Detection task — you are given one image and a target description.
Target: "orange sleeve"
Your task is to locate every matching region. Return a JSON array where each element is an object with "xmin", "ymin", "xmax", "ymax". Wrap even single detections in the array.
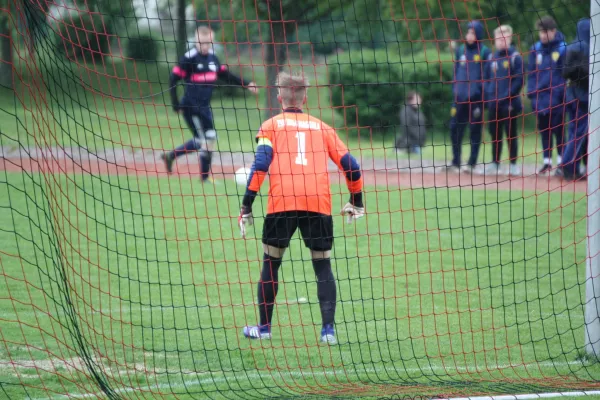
[
  {"xmin": 325, "ymin": 127, "xmax": 348, "ymax": 166},
  {"xmin": 256, "ymin": 119, "xmax": 274, "ymax": 142},
  {"xmin": 325, "ymin": 128, "xmax": 363, "ymax": 193}
]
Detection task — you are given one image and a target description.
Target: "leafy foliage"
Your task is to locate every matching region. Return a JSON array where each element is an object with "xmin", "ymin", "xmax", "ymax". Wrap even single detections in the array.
[
  {"xmin": 127, "ymin": 33, "xmax": 159, "ymax": 62},
  {"xmin": 54, "ymin": 13, "xmax": 113, "ymax": 62},
  {"xmin": 329, "ymin": 47, "xmax": 453, "ymax": 133}
]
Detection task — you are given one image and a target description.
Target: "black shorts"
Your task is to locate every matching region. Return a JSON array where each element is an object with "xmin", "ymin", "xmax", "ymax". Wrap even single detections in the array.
[{"xmin": 262, "ymin": 211, "xmax": 334, "ymax": 251}]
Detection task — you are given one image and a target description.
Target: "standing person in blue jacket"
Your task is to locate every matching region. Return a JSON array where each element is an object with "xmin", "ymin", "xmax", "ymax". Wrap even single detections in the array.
[
  {"xmin": 527, "ymin": 16, "xmax": 567, "ymax": 174},
  {"xmin": 557, "ymin": 18, "xmax": 590, "ymax": 180},
  {"xmin": 483, "ymin": 25, "xmax": 524, "ymax": 176},
  {"xmin": 449, "ymin": 21, "xmax": 491, "ymax": 174},
  {"xmin": 161, "ymin": 26, "xmax": 258, "ymax": 182}
]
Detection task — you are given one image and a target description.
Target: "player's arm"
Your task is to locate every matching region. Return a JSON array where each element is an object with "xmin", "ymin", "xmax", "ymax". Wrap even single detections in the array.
[
  {"xmin": 238, "ymin": 133, "xmax": 273, "ymax": 238},
  {"xmin": 217, "ymin": 64, "xmax": 258, "ymax": 94},
  {"xmin": 510, "ymin": 53, "xmax": 524, "ymax": 98},
  {"xmin": 326, "ymin": 129, "xmax": 365, "ymax": 223},
  {"xmin": 526, "ymin": 47, "xmax": 537, "ymax": 99},
  {"xmin": 170, "ymin": 55, "xmax": 189, "ymax": 112}
]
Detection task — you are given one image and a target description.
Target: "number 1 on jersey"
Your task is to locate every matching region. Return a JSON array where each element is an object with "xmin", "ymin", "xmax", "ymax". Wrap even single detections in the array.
[{"xmin": 295, "ymin": 131, "xmax": 308, "ymax": 166}]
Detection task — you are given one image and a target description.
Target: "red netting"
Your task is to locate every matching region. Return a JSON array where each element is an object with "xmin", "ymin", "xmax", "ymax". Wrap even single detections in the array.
[{"xmin": 0, "ymin": 0, "xmax": 599, "ymax": 399}]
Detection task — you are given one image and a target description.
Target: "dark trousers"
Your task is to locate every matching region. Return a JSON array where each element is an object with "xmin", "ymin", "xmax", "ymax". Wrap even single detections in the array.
[
  {"xmin": 537, "ymin": 107, "xmax": 565, "ymax": 161},
  {"xmin": 561, "ymin": 100, "xmax": 588, "ymax": 177},
  {"xmin": 450, "ymin": 102, "xmax": 483, "ymax": 166},
  {"xmin": 488, "ymin": 106, "xmax": 520, "ymax": 164}
]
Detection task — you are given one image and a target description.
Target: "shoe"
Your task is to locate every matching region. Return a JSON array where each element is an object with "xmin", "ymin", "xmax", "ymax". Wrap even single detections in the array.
[
  {"xmin": 482, "ymin": 163, "xmax": 500, "ymax": 176},
  {"xmin": 538, "ymin": 164, "xmax": 552, "ymax": 174},
  {"xmin": 202, "ymin": 176, "xmax": 217, "ymax": 184},
  {"xmin": 320, "ymin": 324, "xmax": 337, "ymax": 345},
  {"xmin": 554, "ymin": 167, "xmax": 564, "ymax": 178},
  {"xmin": 446, "ymin": 165, "xmax": 461, "ymax": 173},
  {"xmin": 508, "ymin": 164, "xmax": 521, "ymax": 176},
  {"xmin": 161, "ymin": 152, "xmax": 174, "ymax": 174},
  {"xmin": 243, "ymin": 325, "xmax": 271, "ymax": 340},
  {"xmin": 461, "ymin": 165, "xmax": 475, "ymax": 174}
]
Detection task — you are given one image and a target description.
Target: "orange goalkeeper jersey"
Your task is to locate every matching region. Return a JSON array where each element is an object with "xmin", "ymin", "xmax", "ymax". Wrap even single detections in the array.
[{"xmin": 250, "ymin": 109, "xmax": 361, "ymax": 215}]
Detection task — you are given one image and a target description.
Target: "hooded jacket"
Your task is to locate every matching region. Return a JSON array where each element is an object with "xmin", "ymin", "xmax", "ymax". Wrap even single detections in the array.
[
  {"xmin": 527, "ymin": 30, "xmax": 567, "ymax": 113},
  {"xmin": 564, "ymin": 18, "xmax": 590, "ymax": 104},
  {"xmin": 453, "ymin": 21, "xmax": 491, "ymax": 103},
  {"xmin": 485, "ymin": 45, "xmax": 524, "ymax": 110}
]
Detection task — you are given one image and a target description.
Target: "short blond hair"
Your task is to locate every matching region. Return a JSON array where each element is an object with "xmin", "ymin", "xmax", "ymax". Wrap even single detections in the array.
[
  {"xmin": 276, "ymin": 71, "xmax": 309, "ymax": 107},
  {"xmin": 196, "ymin": 26, "xmax": 214, "ymax": 41},
  {"xmin": 494, "ymin": 25, "xmax": 513, "ymax": 38}
]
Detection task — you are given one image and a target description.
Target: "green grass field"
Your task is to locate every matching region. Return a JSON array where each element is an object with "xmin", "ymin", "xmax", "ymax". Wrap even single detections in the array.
[{"xmin": 1, "ymin": 169, "xmax": 598, "ymax": 399}]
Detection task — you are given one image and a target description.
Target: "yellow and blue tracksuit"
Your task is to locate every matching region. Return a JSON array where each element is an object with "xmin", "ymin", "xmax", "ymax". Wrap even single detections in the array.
[
  {"xmin": 527, "ymin": 31, "xmax": 567, "ymax": 163},
  {"xmin": 450, "ymin": 21, "xmax": 491, "ymax": 167}
]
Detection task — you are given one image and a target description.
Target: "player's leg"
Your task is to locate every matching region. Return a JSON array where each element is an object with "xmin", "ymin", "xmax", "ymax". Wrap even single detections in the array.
[
  {"xmin": 243, "ymin": 212, "xmax": 297, "ymax": 340},
  {"xmin": 466, "ymin": 102, "xmax": 483, "ymax": 172},
  {"xmin": 551, "ymin": 105, "xmax": 566, "ymax": 167},
  {"xmin": 562, "ymin": 101, "xmax": 589, "ymax": 179},
  {"xmin": 161, "ymin": 108, "xmax": 204, "ymax": 173},
  {"xmin": 298, "ymin": 212, "xmax": 337, "ymax": 345},
  {"xmin": 507, "ymin": 107, "xmax": 520, "ymax": 176},
  {"xmin": 449, "ymin": 103, "xmax": 468, "ymax": 170},
  {"xmin": 487, "ymin": 106, "xmax": 502, "ymax": 174},
  {"xmin": 559, "ymin": 102, "xmax": 578, "ymax": 178},
  {"xmin": 537, "ymin": 112, "xmax": 552, "ymax": 173},
  {"xmin": 198, "ymin": 108, "xmax": 217, "ymax": 182}
]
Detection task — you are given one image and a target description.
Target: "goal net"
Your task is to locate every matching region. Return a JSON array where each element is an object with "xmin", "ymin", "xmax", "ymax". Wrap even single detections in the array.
[{"xmin": 0, "ymin": 0, "xmax": 599, "ymax": 398}]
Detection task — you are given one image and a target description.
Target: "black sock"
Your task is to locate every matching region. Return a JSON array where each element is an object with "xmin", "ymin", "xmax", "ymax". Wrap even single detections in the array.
[
  {"xmin": 200, "ymin": 151, "xmax": 212, "ymax": 180},
  {"xmin": 312, "ymin": 258, "xmax": 336, "ymax": 327},
  {"xmin": 257, "ymin": 254, "xmax": 282, "ymax": 327}
]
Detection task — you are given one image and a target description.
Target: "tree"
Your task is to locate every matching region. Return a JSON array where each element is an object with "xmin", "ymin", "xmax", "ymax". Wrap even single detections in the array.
[
  {"xmin": 251, "ymin": 0, "xmax": 353, "ymax": 116},
  {"xmin": 0, "ymin": 0, "xmax": 13, "ymax": 89},
  {"xmin": 176, "ymin": 0, "xmax": 186, "ymax": 57}
]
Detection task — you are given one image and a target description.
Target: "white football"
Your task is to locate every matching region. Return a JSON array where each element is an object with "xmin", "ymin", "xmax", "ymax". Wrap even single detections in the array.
[{"xmin": 234, "ymin": 167, "xmax": 252, "ymax": 186}]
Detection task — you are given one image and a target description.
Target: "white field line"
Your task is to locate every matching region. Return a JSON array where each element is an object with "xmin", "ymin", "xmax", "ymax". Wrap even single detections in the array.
[
  {"xmin": 25, "ymin": 360, "xmax": 589, "ymax": 400},
  {"xmin": 442, "ymin": 392, "xmax": 600, "ymax": 400}
]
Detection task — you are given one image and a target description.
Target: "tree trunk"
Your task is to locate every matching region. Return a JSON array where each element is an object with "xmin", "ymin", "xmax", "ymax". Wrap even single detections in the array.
[
  {"xmin": 265, "ymin": 21, "xmax": 291, "ymax": 117},
  {"xmin": 0, "ymin": 14, "xmax": 13, "ymax": 90},
  {"xmin": 176, "ymin": 0, "xmax": 187, "ymax": 56}
]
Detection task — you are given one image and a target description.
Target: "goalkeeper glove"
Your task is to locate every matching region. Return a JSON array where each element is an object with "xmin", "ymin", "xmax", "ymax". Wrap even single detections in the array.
[
  {"xmin": 238, "ymin": 206, "xmax": 254, "ymax": 238},
  {"xmin": 341, "ymin": 192, "xmax": 365, "ymax": 224}
]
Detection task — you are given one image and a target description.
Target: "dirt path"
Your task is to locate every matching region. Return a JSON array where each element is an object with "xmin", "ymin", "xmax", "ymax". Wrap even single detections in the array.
[{"xmin": 0, "ymin": 146, "xmax": 587, "ymax": 193}]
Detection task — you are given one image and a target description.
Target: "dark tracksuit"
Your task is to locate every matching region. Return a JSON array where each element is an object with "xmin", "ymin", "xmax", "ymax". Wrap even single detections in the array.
[
  {"xmin": 561, "ymin": 18, "xmax": 590, "ymax": 178},
  {"xmin": 485, "ymin": 46, "xmax": 524, "ymax": 164},
  {"xmin": 527, "ymin": 32, "xmax": 567, "ymax": 163},
  {"xmin": 450, "ymin": 21, "xmax": 491, "ymax": 167},
  {"xmin": 169, "ymin": 48, "xmax": 249, "ymax": 179}
]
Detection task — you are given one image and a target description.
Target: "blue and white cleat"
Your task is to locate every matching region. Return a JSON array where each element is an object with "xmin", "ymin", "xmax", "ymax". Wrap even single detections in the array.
[
  {"xmin": 243, "ymin": 325, "xmax": 271, "ymax": 340},
  {"xmin": 320, "ymin": 324, "xmax": 337, "ymax": 345}
]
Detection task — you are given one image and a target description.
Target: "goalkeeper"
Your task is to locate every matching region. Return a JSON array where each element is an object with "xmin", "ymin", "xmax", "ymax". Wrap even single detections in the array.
[
  {"xmin": 237, "ymin": 71, "xmax": 365, "ymax": 345},
  {"xmin": 161, "ymin": 26, "xmax": 257, "ymax": 182}
]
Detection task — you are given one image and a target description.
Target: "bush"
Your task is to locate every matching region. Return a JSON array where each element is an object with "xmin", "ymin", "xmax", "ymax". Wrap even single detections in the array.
[
  {"xmin": 127, "ymin": 33, "xmax": 159, "ymax": 62},
  {"xmin": 329, "ymin": 48, "xmax": 453, "ymax": 134},
  {"xmin": 55, "ymin": 13, "xmax": 112, "ymax": 62}
]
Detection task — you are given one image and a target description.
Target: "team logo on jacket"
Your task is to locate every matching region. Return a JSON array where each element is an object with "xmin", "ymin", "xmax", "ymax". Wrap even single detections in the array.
[
  {"xmin": 208, "ymin": 62, "xmax": 218, "ymax": 72},
  {"xmin": 460, "ymin": 55, "xmax": 466, "ymax": 65},
  {"xmin": 474, "ymin": 54, "xmax": 481, "ymax": 62},
  {"xmin": 536, "ymin": 53, "xmax": 543, "ymax": 65},
  {"xmin": 503, "ymin": 60, "xmax": 510, "ymax": 69},
  {"xmin": 473, "ymin": 107, "xmax": 481, "ymax": 120},
  {"xmin": 197, "ymin": 63, "xmax": 204, "ymax": 70},
  {"xmin": 551, "ymin": 51, "xmax": 560, "ymax": 62},
  {"xmin": 491, "ymin": 61, "xmax": 498, "ymax": 72}
]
